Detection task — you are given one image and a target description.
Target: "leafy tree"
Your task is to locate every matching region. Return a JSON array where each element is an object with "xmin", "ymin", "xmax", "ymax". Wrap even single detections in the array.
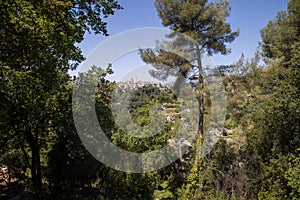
[
  {"xmin": 260, "ymin": 0, "xmax": 299, "ymax": 64},
  {"xmin": 0, "ymin": 0, "xmax": 121, "ymax": 197},
  {"xmin": 245, "ymin": 0, "xmax": 300, "ymax": 198}
]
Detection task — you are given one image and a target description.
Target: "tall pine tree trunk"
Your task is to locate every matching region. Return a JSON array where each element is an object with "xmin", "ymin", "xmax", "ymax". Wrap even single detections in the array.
[
  {"xmin": 183, "ymin": 45, "xmax": 205, "ymax": 198},
  {"xmin": 196, "ymin": 45, "xmax": 204, "ymax": 162}
]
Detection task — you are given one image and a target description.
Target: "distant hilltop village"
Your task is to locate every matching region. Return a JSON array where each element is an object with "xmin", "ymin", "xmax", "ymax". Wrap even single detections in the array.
[{"xmin": 116, "ymin": 80, "xmax": 170, "ymax": 90}]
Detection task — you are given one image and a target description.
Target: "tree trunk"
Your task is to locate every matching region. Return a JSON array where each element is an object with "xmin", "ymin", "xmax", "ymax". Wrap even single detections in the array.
[
  {"xmin": 32, "ymin": 136, "xmax": 42, "ymax": 192},
  {"xmin": 196, "ymin": 45, "xmax": 204, "ymax": 161},
  {"xmin": 27, "ymin": 131, "xmax": 42, "ymax": 192}
]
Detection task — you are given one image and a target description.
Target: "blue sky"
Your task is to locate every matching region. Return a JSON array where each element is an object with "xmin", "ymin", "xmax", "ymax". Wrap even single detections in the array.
[{"xmin": 77, "ymin": 0, "xmax": 289, "ymax": 81}]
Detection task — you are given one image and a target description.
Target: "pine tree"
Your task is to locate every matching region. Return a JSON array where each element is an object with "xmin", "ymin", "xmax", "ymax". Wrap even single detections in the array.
[{"xmin": 139, "ymin": 0, "xmax": 239, "ymax": 197}]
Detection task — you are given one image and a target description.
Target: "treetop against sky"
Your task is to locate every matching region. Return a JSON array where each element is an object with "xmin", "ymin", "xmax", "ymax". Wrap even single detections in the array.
[{"xmin": 78, "ymin": 0, "xmax": 289, "ymax": 77}]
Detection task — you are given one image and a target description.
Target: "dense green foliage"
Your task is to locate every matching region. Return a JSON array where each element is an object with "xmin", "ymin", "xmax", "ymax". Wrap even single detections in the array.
[
  {"xmin": 0, "ymin": 0, "xmax": 122, "ymax": 198},
  {"xmin": 0, "ymin": 0, "xmax": 299, "ymax": 199}
]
